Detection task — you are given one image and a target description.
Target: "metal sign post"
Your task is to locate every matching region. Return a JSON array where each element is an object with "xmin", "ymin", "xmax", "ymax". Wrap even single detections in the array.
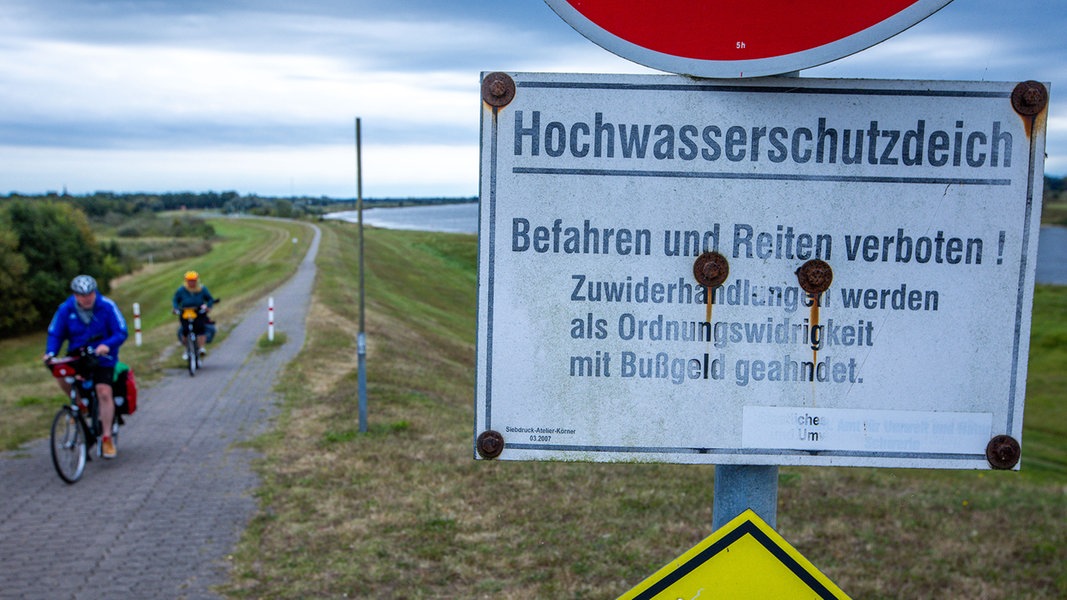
[
  {"xmin": 356, "ymin": 117, "xmax": 368, "ymax": 433},
  {"xmin": 713, "ymin": 465, "xmax": 778, "ymax": 530}
]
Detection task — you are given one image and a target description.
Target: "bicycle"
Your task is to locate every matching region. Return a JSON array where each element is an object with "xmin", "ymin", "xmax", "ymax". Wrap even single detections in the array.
[
  {"xmin": 176, "ymin": 298, "xmax": 219, "ymax": 376},
  {"xmin": 179, "ymin": 306, "xmax": 202, "ymax": 376},
  {"xmin": 46, "ymin": 348, "xmax": 122, "ymax": 484}
]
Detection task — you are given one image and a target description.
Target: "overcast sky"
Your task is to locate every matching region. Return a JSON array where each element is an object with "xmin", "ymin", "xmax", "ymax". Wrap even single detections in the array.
[{"xmin": 0, "ymin": 0, "xmax": 1062, "ymax": 198}]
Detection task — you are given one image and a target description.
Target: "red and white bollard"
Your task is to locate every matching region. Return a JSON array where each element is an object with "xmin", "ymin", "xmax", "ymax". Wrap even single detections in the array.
[
  {"xmin": 133, "ymin": 302, "xmax": 142, "ymax": 346},
  {"xmin": 268, "ymin": 296, "xmax": 275, "ymax": 341}
]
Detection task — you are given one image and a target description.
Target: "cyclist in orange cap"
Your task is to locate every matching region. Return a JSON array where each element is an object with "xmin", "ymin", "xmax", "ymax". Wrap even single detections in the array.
[{"xmin": 172, "ymin": 271, "xmax": 216, "ymax": 360}]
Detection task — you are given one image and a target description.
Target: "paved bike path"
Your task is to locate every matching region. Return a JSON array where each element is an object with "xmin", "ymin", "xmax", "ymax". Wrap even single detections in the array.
[{"xmin": 0, "ymin": 223, "xmax": 320, "ymax": 600}]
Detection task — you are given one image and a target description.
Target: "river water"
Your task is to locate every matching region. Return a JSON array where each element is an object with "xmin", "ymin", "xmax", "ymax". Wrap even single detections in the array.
[
  {"xmin": 325, "ymin": 204, "xmax": 1067, "ymax": 285},
  {"xmin": 325, "ymin": 203, "xmax": 480, "ymax": 235}
]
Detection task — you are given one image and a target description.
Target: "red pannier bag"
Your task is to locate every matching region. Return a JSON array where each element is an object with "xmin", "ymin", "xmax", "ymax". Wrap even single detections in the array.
[{"xmin": 112, "ymin": 362, "xmax": 138, "ymax": 415}]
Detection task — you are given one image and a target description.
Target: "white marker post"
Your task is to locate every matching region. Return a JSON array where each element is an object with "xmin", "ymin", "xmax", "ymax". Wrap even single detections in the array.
[
  {"xmin": 132, "ymin": 302, "xmax": 142, "ymax": 346},
  {"xmin": 268, "ymin": 296, "xmax": 275, "ymax": 341}
]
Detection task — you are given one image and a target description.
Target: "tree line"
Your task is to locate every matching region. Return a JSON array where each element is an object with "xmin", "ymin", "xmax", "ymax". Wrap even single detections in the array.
[
  {"xmin": 0, "ymin": 200, "xmax": 122, "ymax": 335},
  {"xmin": 10, "ymin": 189, "xmax": 479, "ymax": 216},
  {"xmin": 0, "ymin": 189, "xmax": 390, "ymax": 337},
  {"xmin": 0, "ymin": 194, "xmax": 236, "ymax": 337}
]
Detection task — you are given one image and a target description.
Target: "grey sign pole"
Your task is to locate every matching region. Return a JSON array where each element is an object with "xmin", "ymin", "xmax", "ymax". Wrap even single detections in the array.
[
  {"xmin": 707, "ymin": 70, "xmax": 799, "ymax": 531},
  {"xmin": 355, "ymin": 117, "xmax": 368, "ymax": 433},
  {"xmin": 713, "ymin": 465, "xmax": 779, "ymax": 530}
]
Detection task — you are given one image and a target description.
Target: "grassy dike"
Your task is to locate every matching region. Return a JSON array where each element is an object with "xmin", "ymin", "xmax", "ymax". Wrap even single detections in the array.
[
  {"xmin": 222, "ymin": 222, "xmax": 1066, "ymax": 599},
  {"xmin": 0, "ymin": 216, "xmax": 312, "ymax": 451}
]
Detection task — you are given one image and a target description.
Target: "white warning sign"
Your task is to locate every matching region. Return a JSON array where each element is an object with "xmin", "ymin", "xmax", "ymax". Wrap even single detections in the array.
[{"xmin": 475, "ymin": 73, "xmax": 1048, "ymax": 469}]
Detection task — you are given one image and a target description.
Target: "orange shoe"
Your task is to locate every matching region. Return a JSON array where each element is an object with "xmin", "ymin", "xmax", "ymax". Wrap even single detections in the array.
[{"xmin": 101, "ymin": 436, "xmax": 117, "ymax": 459}]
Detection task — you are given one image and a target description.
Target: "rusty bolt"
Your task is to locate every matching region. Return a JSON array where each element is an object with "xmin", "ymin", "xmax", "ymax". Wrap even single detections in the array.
[
  {"xmin": 481, "ymin": 72, "xmax": 515, "ymax": 108},
  {"xmin": 796, "ymin": 259, "xmax": 833, "ymax": 295},
  {"xmin": 476, "ymin": 430, "xmax": 505, "ymax": 459},
  {"xmin": 1011, "ymin": 81, "xmax": 1048, "ymax": 116},
  {"xmin": 985, "ymin": 434, "xmax": 1021, "ymax": 469},
  {"xmin": 693, "ymin": 251, "xmax": 729, "ymax": 288}
]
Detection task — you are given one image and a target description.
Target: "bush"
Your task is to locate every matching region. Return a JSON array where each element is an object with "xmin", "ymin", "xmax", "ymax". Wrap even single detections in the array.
[
  {"xmin": 0, "ymin": 200, "xmax": 112, "ymax": 335},
  {"xmin": 114, "ymin": 213, "xmax": 216, "ymax": 239}
]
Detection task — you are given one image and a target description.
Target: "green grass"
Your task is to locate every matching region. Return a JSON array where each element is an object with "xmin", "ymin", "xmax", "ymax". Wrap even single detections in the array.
[
  {"xmin": 218, "ymin": 223, "xmax": 1067, "ymax": 599},
  {"xmin": 1021, "ymin": 285, "xmax": 1067, "ymax": 480},
  {"xmin": 256, "ymin": 332, "xmax": 288, "ymax": 353},
  {"xmin": 1043, "ymin": 188, "xmax": 1067, "ymax": 226}
]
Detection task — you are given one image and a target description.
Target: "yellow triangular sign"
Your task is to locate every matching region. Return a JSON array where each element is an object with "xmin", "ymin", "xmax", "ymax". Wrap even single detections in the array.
[{"xmin": 618, "ymin": 509, "xmax": 850, "ymax": 599}]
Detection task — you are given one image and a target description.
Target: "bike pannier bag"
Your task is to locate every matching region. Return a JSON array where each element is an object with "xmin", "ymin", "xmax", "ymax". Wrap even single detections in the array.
[{"xmin": 112, "ymin": 362, "xmax": 138, "ymax": 415}]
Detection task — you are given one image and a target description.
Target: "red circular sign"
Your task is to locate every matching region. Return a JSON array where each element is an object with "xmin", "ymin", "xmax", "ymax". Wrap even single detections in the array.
[{"xmin": 545, "ymin": 0, "xmax": 955, "ymax": 77}]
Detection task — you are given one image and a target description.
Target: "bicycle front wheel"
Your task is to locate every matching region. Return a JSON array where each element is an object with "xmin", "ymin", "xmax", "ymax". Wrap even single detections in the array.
[
  {"xmin": 50, "ymin": 407, "xmax": 87, "ymax": 484},
  {"xmin": 186, "ymin": 331, "xmax": 198, "ymax": 376}
]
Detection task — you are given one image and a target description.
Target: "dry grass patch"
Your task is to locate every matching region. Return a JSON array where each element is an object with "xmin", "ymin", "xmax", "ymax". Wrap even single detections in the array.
[{"xmin": 300, "ymin": 300, "xmax": 360, "ymax": 397}]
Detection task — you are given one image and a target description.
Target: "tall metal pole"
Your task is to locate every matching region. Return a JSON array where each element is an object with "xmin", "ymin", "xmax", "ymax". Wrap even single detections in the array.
[{"xmin": 356, "ymin": 117, "xmax": 368, "ymax": 433}]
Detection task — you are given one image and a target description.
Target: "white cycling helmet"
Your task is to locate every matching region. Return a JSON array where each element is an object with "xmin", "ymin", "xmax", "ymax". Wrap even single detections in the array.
[{"xmin": 70, "ymin": 274, "xmax": 98, "ymax": 295}]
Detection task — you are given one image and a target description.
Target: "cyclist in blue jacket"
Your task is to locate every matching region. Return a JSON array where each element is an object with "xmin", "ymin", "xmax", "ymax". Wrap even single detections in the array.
[{"xmin": 44, "ymin": 275, "xmax": 128, "ymax": 459}]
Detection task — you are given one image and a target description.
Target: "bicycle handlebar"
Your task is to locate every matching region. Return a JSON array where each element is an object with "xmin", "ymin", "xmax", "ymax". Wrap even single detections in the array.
[
  {"xmin": 45, "ymin": 345, "xmax": 97, "ymax": 363},
  {"xmin": 175, "ymin": 297, "xmax": 221, "ymax": 317},
  {"xmin": 44, "ymin": 347, "xmax": 98, "ymax": 380}
]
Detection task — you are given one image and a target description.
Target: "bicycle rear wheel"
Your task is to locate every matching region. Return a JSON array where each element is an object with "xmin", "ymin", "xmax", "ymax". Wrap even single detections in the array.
[{"xmin": 50, "ymin": 407, "xmax": 86, "ymax": 484}]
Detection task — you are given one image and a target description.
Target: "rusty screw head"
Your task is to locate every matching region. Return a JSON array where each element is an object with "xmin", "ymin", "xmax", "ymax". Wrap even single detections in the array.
[
  {"xmin": 985, "ymin": 434, "xmax": 1021, "ymax": 469},
  {"xmin": 693, "ymin": 252, "xmax": 729, "ymax": 288},
  {"xmin": 1011, "ymin": 81, "xmax": 1048, "ymax": 116},
  {"xmin": 476, "ymin": 430, "xmax": 505, "ymax": 459},
  {"xmin": 796, "ymin": 259, "xmax": 833, "ymax": 295},
  {"xmin": 481, "ymin": 72, "xmax": 515, "ymax": 108}
]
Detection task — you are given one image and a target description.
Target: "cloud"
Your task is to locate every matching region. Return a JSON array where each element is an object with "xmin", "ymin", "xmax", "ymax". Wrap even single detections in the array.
[
  {"xmin": 0, "ymin": 37, "xmax": 477, "ymax": 144},
  {"xmin": 0, "ymin": 141, "xmax": 478, "ymax": 198},
  {"xmin": 0, "ymin": 0, "xmax": 1063, "ymax": 198},
  {"xmin": 0, "ymin": 2, "xmax": 507, "ymax": 195}
]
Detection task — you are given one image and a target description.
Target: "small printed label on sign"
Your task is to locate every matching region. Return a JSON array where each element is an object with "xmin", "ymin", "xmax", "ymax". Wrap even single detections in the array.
[{"xmin": 741, "ymin": 406, "xmax": 993, "ymax": 454}]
